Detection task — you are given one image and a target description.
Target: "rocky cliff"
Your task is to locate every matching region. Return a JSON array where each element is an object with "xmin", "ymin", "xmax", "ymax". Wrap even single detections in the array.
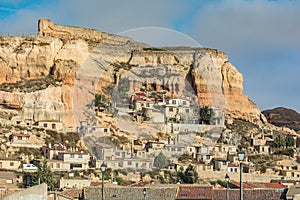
[{"xmin": 0, "ymin": 19, "xmax": 262, "ymax": 128}]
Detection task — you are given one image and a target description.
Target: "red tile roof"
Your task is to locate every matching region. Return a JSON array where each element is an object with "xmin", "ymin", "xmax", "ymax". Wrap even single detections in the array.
[
  {"xmin": 12, "ymin": 133, "xmax": 30, "ymax": 137},
  {"xmin": 135, "ymin": 92, "xmax": 146, "ymax": 97},
  {"xmin": 230, "ymin": 182, "xmax": 285, "ymax": 189},
  {"xmin": 228, "ymin": 163, "xmax": 238, "ymax": 167},
  {"xmin": 58, "ymin": 188, "xmax": 82, "ymax": 199},
  {"xmin": 176, "ymin": 185, "xmax": 213, "ymax": 199}
]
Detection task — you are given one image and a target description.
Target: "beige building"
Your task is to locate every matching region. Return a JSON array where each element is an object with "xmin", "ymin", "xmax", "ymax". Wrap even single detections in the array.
[
  {"xmin": 0, "ymin": 158, "xmax": 21, "ymax": 170},
  {"xmin": 58, "ymin": 151, "xmax": 90, "ymax": 170},
  {"xmin": 119, "ymin": 158, "xmax": 153, "ymax": 169},
  {"xmin": 42, "ymin": 143, "xmax": 67, "ymax": 159},
  {"xmin": 0, "ymin": 171, "xmax": 18, "ymax": 187},
  {"xmin": 95, "ymin": 143, "xmax": 115, "ymax": 161},
  {"xmin": 36, "ymin": 120, "xmax": 63, "ymax": 131},
  {"xmin": 48, "ymin": 160, "xmax": 71, "ymax": 171}
]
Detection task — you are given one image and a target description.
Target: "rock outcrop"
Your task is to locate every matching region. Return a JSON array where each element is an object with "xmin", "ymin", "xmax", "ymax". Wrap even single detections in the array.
[{"xmin": 0, "ymin": 19, "xmax": 262, "ymax": 128}]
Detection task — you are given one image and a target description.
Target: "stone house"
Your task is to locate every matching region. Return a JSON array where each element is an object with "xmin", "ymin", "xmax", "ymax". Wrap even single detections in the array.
[
  {"xmin": 48, "ymin": 159, "xmax": 71, "ymax": 171},
  {"xmin": 35, "ymin": 120, "xmax": 63, "ymax": 131},
  {"xmin": 286, "ymin": 184, "xmax": 300, "ymax": 200},
  {"xmin": 57, "ymin": 151, "xmax": 90, "ymax": 170},
  {"xmin": 115, "ymin": 149, "xmax": 132, "ymax": 159},
  {"xmin": 194, "ymin": 164, "xmax": 214, "ymax": 172},
  {"xmin": 13, "ymin": 118, "xmax": 33, "ymax": 127},
  {"xmin": 281, "ymin": 170, "xmax": 300, "ymax": 178},
  {"xmin": 214, "ymin": 143, "xmax": 238, "ymax": 154},
  {"xmin": 59, "ymin": 177, "xmax": 91, "ymax": 189},
  {"xmin": 78, "ymin": 125, "xmax": 110, "ymax": 134},
  {"xmin": 164, "ymin": 144, "xmax": 187, "ymax": 157},
  {"xmin": 0, "ymin": 158, "xmax": 21, "ymax": 170},
  {"xmin": 278, "ymin": 159, "xmax": 295, "ymax": 171},
  {"xmin": 194, "ymin": 145, "xmax": 214, "ymax": 164},
  {"xmin": 0, "ymin": 171, "xmax": 18, "ymax": 187},
  {"xmin": 95, "ymin": 143, "xmax": 115, "ymax": 161},
  {"xmin": 145, "ymin": 141, "xmax": 165, "ymax": 153},
  {"xmin": 227, "ymin": 162, "xmax": 239, "ymax": 173},
  {"xmin": 10, "ymin": 133, "xmax": 30, "ymax": 142},
  {"xmin": 119, "ymin": 158, "xmax": 153, "ymax": 169},
  {"xmin": 213, "ymin": 158, "xmax": 228, "ymax": 171},
  {"xmin": 42, "ymin": 143, "xmax": 67, "ymax": 159}
]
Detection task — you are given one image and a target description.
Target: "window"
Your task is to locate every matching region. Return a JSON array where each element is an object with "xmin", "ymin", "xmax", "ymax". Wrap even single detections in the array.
[
  {"xmin": 104, "ymin": 128, "xmax": 108, "ymax": 132},
  {"xmin": 70, "ymin": 154, "xmax": 74, "ymax": 158},
  {"xmin": 206, "ymin": 155, "xmax": 210, "ymax": 160},
  {"xmin": 199, "ymin": 194, "xmax": 205, "ymax": 197},
  {"xmin": 146, "ymin": 103, "xmax": 150, "ymax": 107},
  {"xmin": 183, "ymin": 101, "xmax": 187, "ymax": 105},
  {"xmin": 128, "ymin": 161, "xmax": 132, "ymax": 166},
  {"xmin": 235, "ymin": 168, "xmax": 238, "ymax": 172},
  {"xmin": 185, "ymin": 109, "xmax": 189, "ymax": 113},
  {"xmin": 52, "ymin": 124, "xmax": 56, "ymax": 129},
  {"xmin": 43, "ymin": 123, "xmax": 47, "ymax": 128},
  {"xmin": 222, "ymin": 161, "xmax": 227, "ymax": 166},
  {"xmin": 169, "ymin": 107, "xmax": 173, "ymax": 111},
  {"xmin": 180, "ymin": 194, "xmax": 187, "ymax": 197},
  {"xmin": 10, "ymin": 162, "xmax": 14, "ymax": 166},
  {"xmin": 56, "ymin": 163, "xmax": 60, "ymax": 168},
  {"xmin": 78, "ymin": 154, "xmax": 83, "ymax": 158},
  {"xmin": 199, "ymin": 187, "xmax": 206, "ymax": 191},
  {"xmin": 172, "ymin": 100, "xmax": 176, "ymax": 105},
  {"xmin": 136, "ymin": 163, "xmax": 139, "ymax": 168}
]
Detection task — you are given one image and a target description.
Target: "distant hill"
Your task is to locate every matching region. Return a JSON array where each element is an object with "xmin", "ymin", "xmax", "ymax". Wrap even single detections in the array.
[{"xmin": 262, "ymin": 107, "xmax": 300, "ymax": 132}]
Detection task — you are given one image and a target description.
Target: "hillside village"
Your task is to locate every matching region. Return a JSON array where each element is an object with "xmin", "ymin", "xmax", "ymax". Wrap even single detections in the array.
[
  {"xmin": 0, "ymin": 82, "xmax": 300, "ymax": 199},
  {"xmin": 0, "ymin": 19, "xmax": 299, "ymax": 199}
]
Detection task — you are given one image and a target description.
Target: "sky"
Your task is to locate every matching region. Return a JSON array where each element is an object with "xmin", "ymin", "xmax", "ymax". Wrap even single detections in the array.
[{"xmin": 0, "ymin": 0, "xmax": 299, "ymax": 112}]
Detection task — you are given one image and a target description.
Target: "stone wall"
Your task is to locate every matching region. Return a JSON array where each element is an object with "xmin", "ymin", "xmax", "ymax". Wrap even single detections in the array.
[
  {"xmin": 213, "ymin": 188, "xmax": 286, "ymax": 200},
  {"xmin": 3, "ymin": 183, "xmax": 47, "ymax": 200}
]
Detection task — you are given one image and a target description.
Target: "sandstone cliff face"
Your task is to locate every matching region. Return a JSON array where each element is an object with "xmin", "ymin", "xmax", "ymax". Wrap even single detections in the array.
[{"xmin": 0, "ymin": 19, "xmax": 262, "ymax": 127}]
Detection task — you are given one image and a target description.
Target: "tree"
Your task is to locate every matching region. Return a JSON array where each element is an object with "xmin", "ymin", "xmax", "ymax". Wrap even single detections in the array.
[
  {"xmin": 32, "ymin": 159, "xmax": 57, "ymax": 190},
  {"xmin": 200, "ymin": 107, "xmax": 214, "ymax": 124},
  {"xmin": 286, "ymin": 134, "xmax": 295, "ymax": 148},
  {"xmin": 274, "ymin": 134, "xmax": 286, "ymax": 149},
  {"xmin": 154, "ymin": 152, "xmax": 168, "ymax": 169},
  {"xmin": 177, "ymin": 164, "xmax": 198, "ymax": 184}
]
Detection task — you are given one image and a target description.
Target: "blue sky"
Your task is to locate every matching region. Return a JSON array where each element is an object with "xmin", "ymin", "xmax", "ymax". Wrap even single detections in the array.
[{"xmin": 0, "ymin": 0, "xmax": 299, "ymax": 112}]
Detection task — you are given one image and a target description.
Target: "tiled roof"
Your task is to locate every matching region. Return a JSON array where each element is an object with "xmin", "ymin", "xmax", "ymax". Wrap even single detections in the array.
[
  {"xmin": 130, "ymin": 181, "xmax": 149, "ymax": 187},
  {"xmin": 176, "ymin": 185, "xmax": 213, "ymax": 200},
  {"xmin": 90, "ymin": 182, "xmax": 102, "ymax": 187},
  {"xmin": 0, "ymin": 171, "xmax": 17, "ymax": 179},
  {"xmin": 58, "ymin": 188, "xmax": 82, "ymax": 199},
  {"xmin": 0, "ymin": 157, "xmax": 20, "ymax": 161},
  {"xmin": 12, "ymin": 133, "xmax": 30, "ymax": 137},
  {"xmin": 230, "ymin": 182, "xmax": 285, "ymax": 189},
  {"xmin": 228, "ymin": 163, "xmax": 238, "ymax": 167}
]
